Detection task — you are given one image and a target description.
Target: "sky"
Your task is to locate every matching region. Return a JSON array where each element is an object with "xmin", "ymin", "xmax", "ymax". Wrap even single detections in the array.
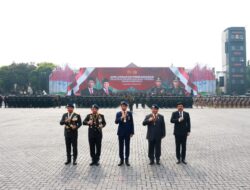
[{"xmin": 0, "ymin": 0, "xmax": 249, "ymax": 71}]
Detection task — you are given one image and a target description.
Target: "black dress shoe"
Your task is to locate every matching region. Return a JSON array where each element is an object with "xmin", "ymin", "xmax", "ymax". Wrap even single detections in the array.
[
  {"xmin": 149, "ymin": 160, "xmax": 155, "ymax": 165},
  {"xmin": 156, "ymin": 161, "xmax": 160, "ymax": 165},
  {"xmin": 95, "ymin": 162, "xmax": 100, "ymax": 166},
  {"xmin": 73, "ymin": 161, "xmax": 77, "ymax": 165},
  {"xmin": 64, "ymin": 161, "xmax": 71, "ymax": 165},
  {"xmin": 118, "ymin": 160, "xmax": 124, "ymax": 166},
  {"xmin": 182, "ymin": 160, "xmax": 187, "ymax": 165},
  {"xmin": 176, "ymin": 160, "xmax": 181, "ymax": 164},
  {"xmin": 125, "ymin": 160, "xmax": 130, "ymax": 166},
  {"xmin": 89, "ymin": 161, "xmax": 96, "ymax": 166}
]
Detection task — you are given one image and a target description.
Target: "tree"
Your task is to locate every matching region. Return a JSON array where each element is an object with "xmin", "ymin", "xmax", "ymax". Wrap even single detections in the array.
[
  {"xmin": 29, "ymin": 62, "xmax": 56, "ymax": 94},
  {"xmin": 0, "ymin": 62, "xmax": 56, "ymax": 95},
  {"xmin": 0, "ymin": 63, "xmax": 36, "ymax": 94},
  {"xmin": 246, "ymin": 64, "xmax": 250, "ymax": 90}
]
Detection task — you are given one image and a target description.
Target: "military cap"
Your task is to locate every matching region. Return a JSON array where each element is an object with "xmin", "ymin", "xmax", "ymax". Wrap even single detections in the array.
[
  {"xmin": 155, "ymin": 76, "xmax": 162, "ymax": 82},
  {"xmin": 66, "ymin": 103, "xmax": 74, "ymax": 108},
  {"xmin": 173, "ymin": 76, "xmax": 180, "ymax": 82},
  {"xmin": 92, "ymin": 104, "xmax": 99, "ymax": 109}
]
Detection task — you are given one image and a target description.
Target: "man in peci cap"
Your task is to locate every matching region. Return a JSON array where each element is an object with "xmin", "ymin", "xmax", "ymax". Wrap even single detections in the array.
[
  {"xmin": 143, "ymin": 104, "xmax": 166, "ymax": 165},
  {"xmin": 170, "ymin": 102, "xmax": 191, "ymax": 164},
  {"xmin": 83, "ymin": 104, "xmax": 106, "ymax": 166},
  {"xmin": 60, "ymin": 103, "xmax": 82, "ymax": 165},
  {"xmin": 115, "ymin": 101, "xmax": 134, "ymax": 166}
]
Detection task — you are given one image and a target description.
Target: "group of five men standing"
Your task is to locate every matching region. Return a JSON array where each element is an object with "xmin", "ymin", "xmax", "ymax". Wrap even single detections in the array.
[{"xmin": 60, "ymin": 101, "xmax": 191, "ymax": 166}]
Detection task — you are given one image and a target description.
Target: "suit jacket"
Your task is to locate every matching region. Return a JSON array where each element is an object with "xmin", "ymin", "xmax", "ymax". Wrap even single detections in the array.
[
  {"xmin": 142, "ymin": 113, "xmax": 166, "ymax": 141},
  {"xmin": 60, "ymin": 112, "xmax": 82, "ymax": 137},
  {"xmin": 99, "ymin": 88, "xmax": 113, "ymax": 96},
  {"xmin": 170, "ymin": 111, "xmax": 191, "ymax": 136},
  {"xmin": 82, "ymin": 113, "xmax": 106, "ymax": 138},
  {"xmin": 80, "ymin": 88, "xmax": 98, "ymax": 96},
  {"xmin": 115, "ymin": 111, "xmax": 134, "ymax": 136}
]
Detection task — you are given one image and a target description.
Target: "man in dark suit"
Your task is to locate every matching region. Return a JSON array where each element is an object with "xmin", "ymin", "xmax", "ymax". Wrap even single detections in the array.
[
  {"xmin": 80, "ymin": 77, "xmax": 98, "ymax": 96},
  {"xmin": 99, "ymin": 78, "xmax": 113, "ymax": 96},
  {"xmin": 170, "ymin": 102, "xmax": 191, "ymax": 164},
  {"xmin": 60, "ymin": 103, "xmax": 82, "ymax": 165},
  {"xmin": 83, "ymin": 104, "xmax": 106, "ymax": 166},
  {"xmin": 115, "ymin": 101, "xmax": 134, "ymax": 166},
  {"xmin": 143, "ymin": 104, "xmax": 166, "ymax": 165}
]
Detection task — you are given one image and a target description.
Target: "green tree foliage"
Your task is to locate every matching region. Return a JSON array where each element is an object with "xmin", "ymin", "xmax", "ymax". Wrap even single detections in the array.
[
  {"xmin": 0, "ymin": 62, "xmax": 56, "ymax": 95},
  {"xmin": 246, "ymin": 64, "xmax": 250, "ymax": 90}
]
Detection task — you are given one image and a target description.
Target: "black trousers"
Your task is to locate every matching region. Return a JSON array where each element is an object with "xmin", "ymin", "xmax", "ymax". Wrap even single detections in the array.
[
  {"xmin": 89, "ymin": 136, "xmax": 102, "ymax": 162},
  {"xmin": 65, "ymin": 135, "xmax": 78, "ymax": 161},
  {"xmin": 175, "ymin": 135, "xmax": 187, "ymax": 161},
  {"xmin": 118, "ymin": 135, "xmax": 130, "ymax": 160},
  {"xmin": 148, "ymin": 139, "xmax": 162, "ymax": 161}
]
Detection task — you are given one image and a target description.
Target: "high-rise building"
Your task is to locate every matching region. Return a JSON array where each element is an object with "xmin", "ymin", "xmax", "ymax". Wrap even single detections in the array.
[{"xmin": 222, "ymin": 27, "xmax": 246, "ymax": 95}]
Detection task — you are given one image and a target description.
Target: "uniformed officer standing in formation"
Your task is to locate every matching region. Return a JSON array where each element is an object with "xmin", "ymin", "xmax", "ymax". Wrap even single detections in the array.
[
  {"xmin": 60, "ymin": 103, "xmax": 82, "ymax": 165},
  {"xmin": 142, "ymin": 104, "xmax": 166, "ymax": 165},
  {"xmin": 170, "ymin": 102, "xmax": 191, "ymax": 164},
  {"xmin": 115, "ymin": 101, "xmax": 134, "ymax": 166},
  {"xmin": 83, "ymin": 104, "xmax": 106, "ymax": 166},
  {"xmin": 150, "ymin": 76, "xmax": 166, "ymax": 95}
]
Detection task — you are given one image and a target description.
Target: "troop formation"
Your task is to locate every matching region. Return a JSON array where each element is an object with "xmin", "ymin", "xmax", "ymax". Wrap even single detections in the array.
[
  {"xmin": 59, "ymin": 101, "xmax": 191, "ymax": 166},
  {"xmin": 194, "ymin": 95, "xmax": 250, "ymax": 108}
]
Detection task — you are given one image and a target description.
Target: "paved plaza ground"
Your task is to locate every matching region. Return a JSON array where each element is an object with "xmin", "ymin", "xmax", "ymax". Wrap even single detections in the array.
[{"xmin": 0, "ymin": 107, "xmax": 250, "ymax": 190}]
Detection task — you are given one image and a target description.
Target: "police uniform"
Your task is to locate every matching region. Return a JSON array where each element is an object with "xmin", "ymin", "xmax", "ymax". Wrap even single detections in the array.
[
  {"xmin": 83, "ymin": 104, "xmax": 106, "ymax": 166},
  {"xmin": 142, "ymin": 104, "xmax": 166, "ymax": 165},
  {"xmin": 60, "ymin": 104, "xmax": 82, "ymax": 165}
]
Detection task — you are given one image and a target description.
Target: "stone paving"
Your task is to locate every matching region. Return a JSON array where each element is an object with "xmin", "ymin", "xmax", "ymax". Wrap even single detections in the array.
[{"xmin": 0, "ymin": 107, "xmax": 250, "ymax": 190}]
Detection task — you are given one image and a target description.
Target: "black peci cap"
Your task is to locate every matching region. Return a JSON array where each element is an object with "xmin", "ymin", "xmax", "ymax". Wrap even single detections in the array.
[
  {"xmin": 176, "ymin": 102, "xmax": 184, "ymax": 106},
  {"xmin": 151, "ymin": 104, "xmax": 159, "ymax": 109},
  {"xmin": 120, "ymin": 101, "xmax": 128, "ymax": 106}
]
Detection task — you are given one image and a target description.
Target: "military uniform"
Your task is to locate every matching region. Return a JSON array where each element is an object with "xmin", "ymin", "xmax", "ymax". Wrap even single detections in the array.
[
  {"xmin": 60, "ymin": 104, "xmax": 82, "ymax": 165},
  {"xmin": 83, "ymin": 104, "xmax": 106, "ymax": 166}
]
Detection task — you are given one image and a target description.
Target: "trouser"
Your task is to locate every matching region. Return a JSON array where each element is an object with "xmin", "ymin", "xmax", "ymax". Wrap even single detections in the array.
[
  {"xmin": 118, "ymin": 135, "xmax": 131, "ymax": 160},
  {"xmin": 148, "ymin": 139, "xmax": 162, "ymax": 161},
  {"xmin": 175, "ymin": 135, "xmax": 187, "ymax": 160},
  {"xmin": 65, "ymin": 135, "xmax": 78, "ymax": 161},
  {"xmin": 89, "ymin": 136, "xmax": 102, "ymax": 162}
]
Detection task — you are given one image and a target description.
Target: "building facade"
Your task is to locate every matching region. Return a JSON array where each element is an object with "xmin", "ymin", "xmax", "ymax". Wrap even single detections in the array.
[{"xmin": 222, "ymin": 27, "xmax": 247, "ymax": 95}]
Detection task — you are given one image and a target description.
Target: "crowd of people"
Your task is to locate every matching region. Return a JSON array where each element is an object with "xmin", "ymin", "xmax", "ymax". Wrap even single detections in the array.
[
  {"xmin": 194, "ymin": 95, "xmax": 250, "ymax": 108},
  {"xmin": 0, "ymin": 94, "xmax": 193, "ymax": 109}
]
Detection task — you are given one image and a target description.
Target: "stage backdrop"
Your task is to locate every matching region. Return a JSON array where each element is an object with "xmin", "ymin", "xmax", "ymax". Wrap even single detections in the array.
[{"xmin": 49, "ymin": 65, "xmax": 216, "ymax": 96}]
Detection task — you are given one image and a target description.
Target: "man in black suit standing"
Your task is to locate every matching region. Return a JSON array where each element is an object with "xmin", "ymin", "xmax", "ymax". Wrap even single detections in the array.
[
  {"xmin": 115, "ymin": 101, "xmax": 134, "ymax": 166},
  {"xmin": 83, "ymin": 104, "xmax": 106, "ymax": 166},
  {"xmin": 143, "ymin": 104, "xmax": 166, "ymax": 165},
  {"xmin": 170, "ymin": 102, "xmax": 191, "ymax": 164},
  {"xmin": 100, "ymin": 78, "xmax": 113, "ymax": 96},
  {"xmin": 80, "ymin": 77, "xmax": 98, "ymax": 96},
  {"xmin": 60, "ymin": 103, "xmax": 82, "ymax": 165}
]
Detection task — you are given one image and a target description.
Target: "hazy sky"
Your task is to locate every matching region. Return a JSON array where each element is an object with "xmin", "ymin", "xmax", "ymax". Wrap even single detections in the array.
[{"xmin": 0, "ymin": 0, "xmax": 249, "ymax": 70}]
